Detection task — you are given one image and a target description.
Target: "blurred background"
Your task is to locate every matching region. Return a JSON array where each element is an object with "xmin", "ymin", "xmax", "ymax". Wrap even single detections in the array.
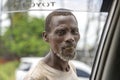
[{"xmin": 0, "ymin": 0, "xmax": 109, "ymax": 80}]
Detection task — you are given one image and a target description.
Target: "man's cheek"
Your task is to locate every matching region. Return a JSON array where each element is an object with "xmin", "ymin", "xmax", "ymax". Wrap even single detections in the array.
[{"xmin": 51, "ymin": 43, "xmax": 59, "ymax": 52}]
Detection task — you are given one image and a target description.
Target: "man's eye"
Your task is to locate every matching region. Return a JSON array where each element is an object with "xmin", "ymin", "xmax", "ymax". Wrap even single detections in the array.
[
  {"xmin": 72, "ymin": 30, "xmax": 79, "ymax": 35},
  {"xmin": 58, "ymin": 30, "xmax": 66, "ymax": 36}
]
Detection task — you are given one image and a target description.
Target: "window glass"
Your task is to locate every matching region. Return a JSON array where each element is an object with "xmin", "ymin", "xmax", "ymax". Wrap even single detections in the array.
[{"xmin": 0, "ymin": 0, "xmax": 110, "ymax": 80}]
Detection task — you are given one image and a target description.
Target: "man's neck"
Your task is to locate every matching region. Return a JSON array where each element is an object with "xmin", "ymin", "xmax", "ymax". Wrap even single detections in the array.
[{"xmin": 43, "ymin": 51, "xmax": 70, "ymax": 72}]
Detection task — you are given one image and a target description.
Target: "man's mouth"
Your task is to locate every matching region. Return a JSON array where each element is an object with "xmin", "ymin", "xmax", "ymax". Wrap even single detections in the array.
[
  {"xmin": 64, "ymin": 46, "xmax": 74, "ymax": 49},
  {"xmin": 62, "ymin": 46, "xmax": 75, "ymax": 50}
]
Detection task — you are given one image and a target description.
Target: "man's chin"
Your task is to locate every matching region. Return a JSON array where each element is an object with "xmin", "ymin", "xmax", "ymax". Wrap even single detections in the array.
[{"xmin": 56, "ymin": 52, "xmax": 76, "ymax": 62}]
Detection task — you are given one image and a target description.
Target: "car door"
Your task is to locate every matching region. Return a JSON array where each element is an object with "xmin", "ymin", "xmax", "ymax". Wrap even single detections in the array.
[{"xmin": 91, "ymin": 0, "xmax": 120, "ymax": 80}]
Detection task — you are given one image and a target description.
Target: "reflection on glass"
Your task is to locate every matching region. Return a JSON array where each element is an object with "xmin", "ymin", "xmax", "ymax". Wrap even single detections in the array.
[{"xmin": 0, "ymin": 0, "xmax": 109, "ymax": 80}]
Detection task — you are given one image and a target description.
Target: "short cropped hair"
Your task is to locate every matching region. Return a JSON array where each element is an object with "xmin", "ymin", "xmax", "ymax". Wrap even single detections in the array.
[{"xmin": 45, "ymin": 8, "xmax": 77, "ymax": 33}]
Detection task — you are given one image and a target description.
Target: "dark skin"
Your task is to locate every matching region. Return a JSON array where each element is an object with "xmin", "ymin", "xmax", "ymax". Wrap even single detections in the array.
[{"xmin": 42, "ymin": 15, "xmax": 80, "ymax": 72}]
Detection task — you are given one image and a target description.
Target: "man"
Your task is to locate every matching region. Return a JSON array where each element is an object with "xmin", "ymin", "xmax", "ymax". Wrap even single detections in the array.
[{"xmin": 24, "ymin": 8, "xmax": 80, "ymax": 80}]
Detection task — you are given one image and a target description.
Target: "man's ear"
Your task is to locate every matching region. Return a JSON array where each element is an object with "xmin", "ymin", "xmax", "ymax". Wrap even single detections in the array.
[{"xmin": 42, "ymin": 31, "xmax": 49, "ymax": 42}]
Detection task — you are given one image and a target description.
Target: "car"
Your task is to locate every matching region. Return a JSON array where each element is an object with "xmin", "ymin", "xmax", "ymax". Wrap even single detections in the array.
[{"xmin": 15, "ymin": 57, "xmax": 91, "ymax": 80}]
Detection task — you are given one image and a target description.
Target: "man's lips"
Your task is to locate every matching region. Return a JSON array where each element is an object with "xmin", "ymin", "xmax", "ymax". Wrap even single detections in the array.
[
  {"xmin": 62, "ymin": 46, "xmax": 75, "ymax": 50},
  {"xmin": 62, "ymin": 46, "xmax": 75, "ymax": 55}
]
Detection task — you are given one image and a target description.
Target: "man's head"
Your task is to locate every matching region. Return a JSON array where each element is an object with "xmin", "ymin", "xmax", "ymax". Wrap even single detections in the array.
[{"xmin": 43, "ymin": 8, "xmax": 80, "ymax": 61}]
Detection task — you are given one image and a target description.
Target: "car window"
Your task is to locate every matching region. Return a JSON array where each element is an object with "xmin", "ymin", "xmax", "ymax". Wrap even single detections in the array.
[
  {"xmin": 0, "ymin": 0, "xmax": 112, "ymax": 80},
  {"xmin": 0, "ymin": 0, "xmax": 108, "ymax": 65}
]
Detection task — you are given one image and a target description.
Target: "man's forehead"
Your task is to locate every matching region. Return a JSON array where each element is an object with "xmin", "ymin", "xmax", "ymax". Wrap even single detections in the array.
[{"xmin": 50, "ymin": 21, "xmax": 78, "ymax": 32}]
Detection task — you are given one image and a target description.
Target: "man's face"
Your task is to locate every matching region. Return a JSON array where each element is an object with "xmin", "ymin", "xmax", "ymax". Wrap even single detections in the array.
[{"xmin": 47, "ymin": 15, "xmax": 80, "ymax": 61}]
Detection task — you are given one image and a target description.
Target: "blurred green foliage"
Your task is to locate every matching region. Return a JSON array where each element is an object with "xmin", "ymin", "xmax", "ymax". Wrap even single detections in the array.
[
  {"xmin": 0, "ymin": 61, "xmax": 19, "ymax": 80},
  {"xmin": 3, "ymin": 13, "xmax": 49, "ymax": 57}
]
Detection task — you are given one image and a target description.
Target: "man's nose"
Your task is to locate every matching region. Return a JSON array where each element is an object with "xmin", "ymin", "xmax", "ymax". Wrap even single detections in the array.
[{"xmin": 65, "ymin": 33, "xmax": 74, "ymax": 43}]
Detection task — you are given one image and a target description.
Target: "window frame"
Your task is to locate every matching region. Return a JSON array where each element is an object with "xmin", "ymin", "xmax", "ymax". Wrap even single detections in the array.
[{"xmin": 91, "ymin": 0, "xmax": 120, "ymax": 80}]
